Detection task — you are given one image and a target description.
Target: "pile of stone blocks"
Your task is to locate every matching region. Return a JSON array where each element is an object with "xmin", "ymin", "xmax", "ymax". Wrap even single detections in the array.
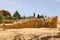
[{"xmin": 2, "ymin": 16, "xmax": 57, "ymax": 29}]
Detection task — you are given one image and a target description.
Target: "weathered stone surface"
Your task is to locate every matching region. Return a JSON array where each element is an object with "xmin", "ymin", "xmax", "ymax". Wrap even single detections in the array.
[
  {"xmin": 0, "ymin": 10, "xmax": 11, "ymax": 19},
  {"xmin": 57, "ymin": 22, "xmax": 60, "ymax": 28},
  {"xmin": 0, "ymin": 28, "xmax": 60, "ymax": 40},
  {"xmin": 44, "ymin": 16, "xmax": 57, "ymax": 28},
  {"xmin": 2, "ymin": 16, "xmax": 57, "ymax": 29}
]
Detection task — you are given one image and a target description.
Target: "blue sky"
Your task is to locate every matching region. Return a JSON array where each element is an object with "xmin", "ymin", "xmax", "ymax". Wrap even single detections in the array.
[{"xmin": 0, "ymin": 0, "xmax": 60, "ymax": 20}]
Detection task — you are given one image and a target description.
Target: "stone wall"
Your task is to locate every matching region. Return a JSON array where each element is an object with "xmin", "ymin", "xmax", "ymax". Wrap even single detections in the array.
[{"xmin": 2, "ymin": 16, "xmax": 57, "ymax": 29}]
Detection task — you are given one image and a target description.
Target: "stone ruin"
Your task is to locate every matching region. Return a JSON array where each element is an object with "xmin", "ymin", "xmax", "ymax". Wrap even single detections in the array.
[
  {"xmin": 2, "ymin": 16, "xmax": 58, "ymax": 29},
  {"xmin": 0, "ymin": 10, "xmax": 11, "ymax": 19}
]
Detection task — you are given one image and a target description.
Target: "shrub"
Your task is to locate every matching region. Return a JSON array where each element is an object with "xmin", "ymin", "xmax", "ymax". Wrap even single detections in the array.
[{"xmin": 0, "ymin": 15, "xmax": 3, "ymax": 20}]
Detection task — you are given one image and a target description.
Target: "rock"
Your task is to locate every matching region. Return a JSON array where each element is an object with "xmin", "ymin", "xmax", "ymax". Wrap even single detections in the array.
[
  {"xmin": 2, "ymin": 16, "xmax": 58, "ymax": 29},
  {"xmin": 57, "ymin": 22, "xmax": 60, "ymax": 28},
  {"xmin": 0, "ymin": 28, "xmax": 60, "ymax": 40},
  {"xmin": 0, "ymin": 10, "xmax": 11, "ymax": 19},
  {"xmin": 44, "ymin": 16, "xmax": 57, "ymax": 28}
]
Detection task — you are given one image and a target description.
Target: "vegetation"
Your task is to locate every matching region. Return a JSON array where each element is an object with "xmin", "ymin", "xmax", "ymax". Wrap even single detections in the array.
[
  {"xmin": 27, "ymin": 16, "xmax": 35, "ymax": 19},
  {"xmin": 37, "ymin": 14, "xmax": 40, "ymax": 18},
  {"xmin": 37, "ymin": 14, "xmax": 44, "ymax": 18},
  {"xmin": 0, "ymin": 15, "xmax": 4, "ymax": 21},
  {"xmin": 0, "ymin": 10, "xmax": 45, "ymax": 21},
  {"xmin": 33, "ymin": 12, "xmax": 35, "ymax": 18},
  {"xmin": 13, "ymin": 11, "xmax": 21, "ymax": 19}
]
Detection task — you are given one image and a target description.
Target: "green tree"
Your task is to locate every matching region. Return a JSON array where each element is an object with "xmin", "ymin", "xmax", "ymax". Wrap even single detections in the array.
[
  {"xmin": 13, "ymin": 11, "xmax": 20, "ymax": 19},
  {"xmin": 0, "ymin": 15, "xmax": 4, "ymax": 20},
  {"xmin": 37, "ymin": 14, "xmax": 40, "ymax": 18},
  {"xmin": 37, "ymin": 14, "xmax": 44, "ymax": 18},
  {"xmin": 33, "ymin": 12, "xmax": 35, "ymax": 18},
  {"xmin": 40, "ymin": 15, "xmax": 44, "ymax": 18}
]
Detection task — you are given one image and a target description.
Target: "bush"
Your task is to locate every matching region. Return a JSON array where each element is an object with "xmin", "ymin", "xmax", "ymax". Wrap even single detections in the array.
[{"xmin": 0, "ymin": 15, "xmax": 3, "ymax": 20}]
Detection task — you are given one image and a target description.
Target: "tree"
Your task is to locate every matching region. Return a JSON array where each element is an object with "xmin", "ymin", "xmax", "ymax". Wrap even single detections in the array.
[
  {"xmin": 37, "ymin": 14, "xmax": 44, "ymax": 18},
  {"xmin": 33, "ymin": 12, "xmax": 35, "ymax": 18},
  {"xmin": 0, "ymin": 15, "xmax": 3, "ymax": 20},
  {"xmin": 13, "ymin": 11, "xmax": 20, "ymax": 19},
  {"xmin": 37, "ymin": 14, "xmax": 40, "ymax": 18},
  {"xmin": 40, "ymin": 15, "xmax": 44, "ymax": 18}
]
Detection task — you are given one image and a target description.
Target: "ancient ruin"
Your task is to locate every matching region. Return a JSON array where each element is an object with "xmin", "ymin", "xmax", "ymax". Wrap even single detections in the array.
[
  {"xmin": 2, "ymin": 16, "xmax": 57, "ymax": 29},
  {"xmin": 0, "ymin": 10, "xmax": 11, "ymax": 19}
]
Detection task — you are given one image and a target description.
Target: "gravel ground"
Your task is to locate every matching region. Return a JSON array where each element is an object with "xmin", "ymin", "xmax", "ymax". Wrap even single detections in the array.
[{"xmin": 0, "ymin": 28, "xmax": 60, "ymax": 40}]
